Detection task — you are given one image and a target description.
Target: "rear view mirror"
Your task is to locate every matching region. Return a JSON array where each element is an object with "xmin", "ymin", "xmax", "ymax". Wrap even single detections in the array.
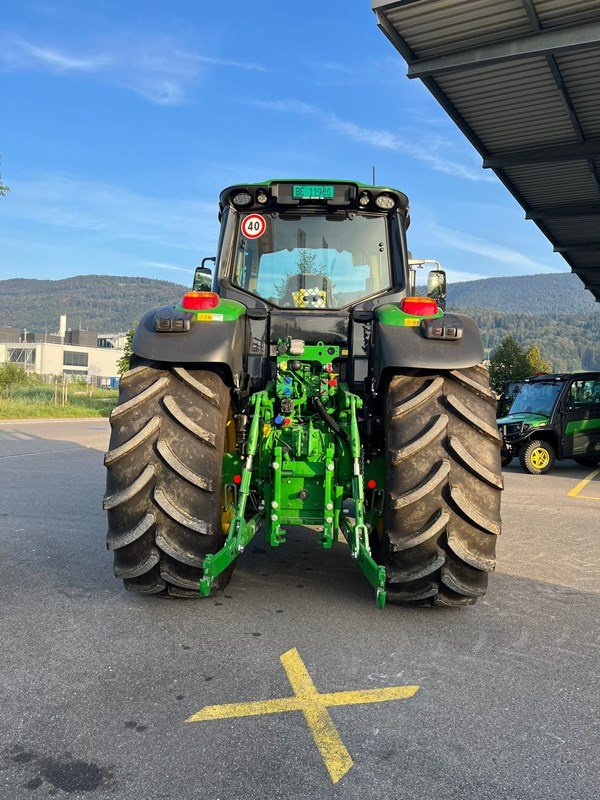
[
  {"xmin": 427, "ymin": 269, "xmax": 447, "ymax": 309},
  {"xmin": 193, "ymin": 257, "xmax": 215, "ymax": 291}
]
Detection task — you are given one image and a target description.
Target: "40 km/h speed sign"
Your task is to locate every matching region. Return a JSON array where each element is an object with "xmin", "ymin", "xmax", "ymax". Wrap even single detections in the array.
[{"xmin": 241, "ymin": 214, "xmax": 266, "ymax": 239}]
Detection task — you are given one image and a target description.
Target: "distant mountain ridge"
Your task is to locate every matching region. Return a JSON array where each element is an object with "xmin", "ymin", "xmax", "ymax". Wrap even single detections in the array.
[
  {"xmin": 0, "ymin": 272, "xmax": 597, "ymax": 371},
  {"xmin": 445, "ymin": 272, "xmax": 596, "ymax": 314},
  {"xmin": 0, "ymin": 271, "xmax": 595, "ymax": 333},
  {"xmin": 0, "ymin": 275, "xmax": 187, "ymax": 333}
]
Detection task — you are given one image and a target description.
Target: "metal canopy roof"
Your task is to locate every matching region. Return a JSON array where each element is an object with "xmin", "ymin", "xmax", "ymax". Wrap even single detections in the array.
[{"xmin": 372, "ymin": 0, "xmax": 600, "ymax": 301}]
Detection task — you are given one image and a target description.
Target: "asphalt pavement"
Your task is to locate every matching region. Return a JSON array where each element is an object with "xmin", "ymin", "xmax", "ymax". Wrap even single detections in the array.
[{"xmin": 0, "ymin": 418, "xmax": 599, "ymax": 800}]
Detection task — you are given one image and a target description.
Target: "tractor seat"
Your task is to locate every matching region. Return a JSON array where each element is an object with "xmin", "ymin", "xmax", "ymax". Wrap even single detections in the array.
[{"xmin": 281, "ymin": 273, "xmax": 334, "ymax": 309}]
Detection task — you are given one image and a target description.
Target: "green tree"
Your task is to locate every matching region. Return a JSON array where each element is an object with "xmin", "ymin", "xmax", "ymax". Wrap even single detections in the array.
[
  {"xmin": 0, "ymin": 157, "xmax": 9, "ymax": 196},
  {"xmin": 0, "ymin": 362, "xmax": 28, "ymax": 394},
  {"xmin": 489, "ymin": 334, "xmax": 530, "ymax": 392},
  {"xmin": 294, "ymin": 249, "xmax": 328, "ymax": 276},
  {"xmin": 524, "ymin": 344, "xmax": 551, "ymax": 376},
  {"xmin": 117, "ymin": 324, "xmax": 137, "ymax": 377},
  {"xmin": 273, "ymin": 249, "xmax": 328, "ymax": 298}
]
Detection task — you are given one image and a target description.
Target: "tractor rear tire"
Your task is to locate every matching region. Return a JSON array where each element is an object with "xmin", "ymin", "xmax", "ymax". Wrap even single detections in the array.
[
  {"xmin": 380, "ymin": 366, "xmax": 503, "ymax": 606},
  {"xmin": 103, "ymin": 359, "xmax": 235, "ymax": 597}
]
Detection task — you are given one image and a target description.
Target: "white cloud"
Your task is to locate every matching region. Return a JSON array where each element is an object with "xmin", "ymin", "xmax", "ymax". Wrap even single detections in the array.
[
  {"xmin": 416, "ymin": 268, "xmax": 488, "ymax": 284},
  {"xmin": 249, "ymin": 98, "xmax": 491, "ymax": 182},
  {"xmin": 444, "ymin": 269, "xmax": 489, "ymax": 283},
  {"xmin": 2, "ymin": 174, "xmax": 218, "ymax": 252},
  {"xmin": 143, "ymin": 261, "xmax": 195, "ymax": 274},
  {"xmin": 0, "ymin": 36, "xmax": 110, "ymax": 73},
  {"xmin": 429, "ymin": 223, "xmax": 560, "ymax": 273},
  {"xmin": 15, "ymin": 39, "xmax": 109, "ymax": 72},
  {"xmin": 189, "ymin": 54, "xmax": 267, "ymax": 72},
  {"xmin": 0, "ymin": 34, "xmax": 268, "ymax": 105},
  {"xmin": 250, "ymin": 99, "xmax": 318, "ymax": 115},
  {"xmin": 326, "ymin": 114, "xmax": 492, "ymax": 182}
]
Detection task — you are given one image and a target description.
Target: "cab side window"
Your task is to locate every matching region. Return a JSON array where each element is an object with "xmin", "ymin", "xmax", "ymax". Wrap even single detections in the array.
[{"xmin": 569, "ymin": 380, "xmax": 600, "ymax": 409}]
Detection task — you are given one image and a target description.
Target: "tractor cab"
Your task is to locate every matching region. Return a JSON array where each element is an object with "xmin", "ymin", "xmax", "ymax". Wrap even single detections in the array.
[
  {"xmin": 210, "ymin": 180, "xmax": 411, "ymax": 317},
  {"xmin": 184, "ymin": 180, "xmax": 458, "ymax": 393},
  {"xmin": 498, "ymin": 372, "xmax": 600, "ymax": 473}
]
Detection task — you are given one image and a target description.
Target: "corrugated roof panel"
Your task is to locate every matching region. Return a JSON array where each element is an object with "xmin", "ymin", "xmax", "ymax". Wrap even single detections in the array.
[
  {"xmin": 435, "ymin": 58, "xmax": 577, "ymax": 152},
  {"xmin": 555, "ymin": 50, "xmax": 600, "ymax": 138},
  {"xmin": 503, "ymin": 161, "xmax": 599, "ymax": 206},
  {"xmin": 535, "ymin": 0, "xmax": 600, "ymax": 28},
  {"xmin": 373, "ymin": 0, "xmax": 600, "ymax": 300},
  {"xmin": 386, "ymin": 0, "xmax": 531, "ymax": 59},
  {"xmin": 543, "ymin": 217, "xmax": 600, "ymax": 243},
  {"xmin": 571, "ymin": 253, "xmax": 600, "ymax": 269},
  {"xmin": 570, "ymin": 254, "xmax": 600, "ymax": 285}
]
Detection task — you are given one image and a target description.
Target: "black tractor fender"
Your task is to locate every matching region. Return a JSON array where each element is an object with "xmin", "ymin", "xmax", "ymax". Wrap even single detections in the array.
[
  {"xmin": 132, "ymin": 306, "xmax": 247, "ymax": 386},
  {"xmin": 373, "ymin": 312, "xmax": 484, "ymax": 387}
]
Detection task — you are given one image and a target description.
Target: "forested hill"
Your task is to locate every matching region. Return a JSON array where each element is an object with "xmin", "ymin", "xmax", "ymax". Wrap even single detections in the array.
[
  {"xmin": 445, "ymin": 272, "xmax": 596, "ymax": 314},
  {"xmin": 0, "ymin": 275, "xmax": 187, "ymax": 332},
  {"xmin": 0, "ymin": 271, "xmax": 596, "ymax": 332},
  {"xmin": 0, "ymin": 272, "xmax": 597, "ymax": 372}
]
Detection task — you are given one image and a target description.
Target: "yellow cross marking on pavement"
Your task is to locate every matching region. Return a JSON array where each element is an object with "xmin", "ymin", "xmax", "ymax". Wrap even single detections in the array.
[{"xmin": 186, "ymin": 647, "xmax": 419, "ymax": 783}]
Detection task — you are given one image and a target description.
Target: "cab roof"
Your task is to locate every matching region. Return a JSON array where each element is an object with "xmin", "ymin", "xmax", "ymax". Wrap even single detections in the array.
[{"xmin": 218, "ymin": 179, "xmax": 410, "ymax": 216}]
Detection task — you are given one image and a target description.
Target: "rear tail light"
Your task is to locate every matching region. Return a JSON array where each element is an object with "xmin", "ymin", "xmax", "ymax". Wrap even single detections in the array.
[
  {"xmin": 400, "ymin": 297, "xmax": 439, "ymax": 316},
  {"xmin": 181, "ymin": 291, "xmax": 219, "ymax": 310}
]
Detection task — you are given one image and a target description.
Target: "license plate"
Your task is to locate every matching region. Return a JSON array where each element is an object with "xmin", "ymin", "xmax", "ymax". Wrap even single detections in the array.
[{"xmin": 292, "ymin": 184, "xmax": 335, "ymax": 199}]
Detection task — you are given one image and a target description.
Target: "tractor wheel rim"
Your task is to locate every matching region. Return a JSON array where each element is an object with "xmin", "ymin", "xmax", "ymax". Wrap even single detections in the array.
[{"xmin": 530, "ymin": 447, "xmax": 550, "ymax": 469}]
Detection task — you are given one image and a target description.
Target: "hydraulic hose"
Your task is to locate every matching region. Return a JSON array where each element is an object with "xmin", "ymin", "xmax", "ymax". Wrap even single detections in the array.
[{"xmin": 313, "ymin": 397, "xmax": 350, "ymax": 444}]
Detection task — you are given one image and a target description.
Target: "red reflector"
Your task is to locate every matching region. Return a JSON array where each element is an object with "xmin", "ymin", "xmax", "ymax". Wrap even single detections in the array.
[
  {"xmin": 367, "ymin": 479, "xmax": 377, "ymax": 490},
  {"xmin": 400, "ymin": 297, "xmax": 438, "ymax": 316},
  {"xmin": 181, "ymin": 291, "xmax": 219, "ymax": 310},
  {"xmin": 233, "ymin": 474, "xmax": 242, "ymax": 485}
]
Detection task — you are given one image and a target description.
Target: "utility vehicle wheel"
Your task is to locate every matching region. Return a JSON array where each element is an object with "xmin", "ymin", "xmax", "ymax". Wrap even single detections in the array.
[
  {"xmin": 519, "ymin": 440, "xmax": 555, "ymax": 475},
  {"xmin": 380, "ymin": 366, "xmax": 502, "ymax": 606},
  {"xmin": 103, "ymin": 359, "xmax": 235, "ymax": 597},
  {"xmin": 573, "ymin": 456, "xmax": 600, "ymax": 467},
  {"xmin": 501, "ymin": 454, "xmax": 513, "ymax": 468}
]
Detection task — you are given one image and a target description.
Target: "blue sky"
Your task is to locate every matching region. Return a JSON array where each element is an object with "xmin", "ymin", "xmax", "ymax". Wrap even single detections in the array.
[{"xmin": 0, "ymin": 0, "xmax": 567, "ymax": 285}]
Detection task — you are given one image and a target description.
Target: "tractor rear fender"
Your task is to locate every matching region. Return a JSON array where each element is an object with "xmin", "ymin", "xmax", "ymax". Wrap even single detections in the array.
[
  {"xmin": 373, "ymin": 312, "xmax": 484, "ymax": 388},
  {"xmin": 132, "ymin": 306, "xmax": 246, "ymax": 386}
]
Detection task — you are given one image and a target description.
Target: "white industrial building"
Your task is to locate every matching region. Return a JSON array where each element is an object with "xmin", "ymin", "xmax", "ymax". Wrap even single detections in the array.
[{"xmin": 0, "ymin": 314, "xmax": 125, "ymax": 384}]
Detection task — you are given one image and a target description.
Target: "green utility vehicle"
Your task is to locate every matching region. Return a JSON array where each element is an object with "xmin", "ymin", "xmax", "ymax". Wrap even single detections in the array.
[
  {"xmin": 498, "ymin": 372, "xmax": 600, "ymax": 474},
  {"xmin": 104, "ymin": 180, "xmax": 502, "ymax": 607}
]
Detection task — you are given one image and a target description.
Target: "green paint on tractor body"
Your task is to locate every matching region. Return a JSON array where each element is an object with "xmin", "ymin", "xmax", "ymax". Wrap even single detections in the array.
[
  {"xmin": 175, "ymin": 297, "xmax": 246, "ymax": 322},
  {"xmin": 201, "ymin": 336, "xmax": 387, "ymax": 607},
  {"xmin": 376, "ymin": 303, "xmax": 443, "ymax": 327}
]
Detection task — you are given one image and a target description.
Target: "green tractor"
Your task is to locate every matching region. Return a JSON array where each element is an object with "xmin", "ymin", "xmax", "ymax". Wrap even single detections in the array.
[
  {"xmin": 104, "ymin": 180, "xmax": 502, "ymax": 607},
  {"xmin": 498, "ymin": 372, "xmax": 600, "ymax": 474}
]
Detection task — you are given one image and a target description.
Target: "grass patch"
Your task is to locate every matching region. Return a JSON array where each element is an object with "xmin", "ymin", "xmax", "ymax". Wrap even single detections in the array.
[{"xmin": 0, "ymin": 384, "xmax": 118, "ymax": 419}]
